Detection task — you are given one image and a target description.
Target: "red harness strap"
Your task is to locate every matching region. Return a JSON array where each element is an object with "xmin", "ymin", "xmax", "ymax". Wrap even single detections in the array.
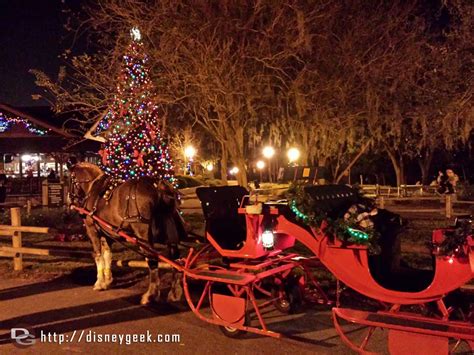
[{"xmin": 71, "ymin": 205, "xmax": 185, "ymax": 272}]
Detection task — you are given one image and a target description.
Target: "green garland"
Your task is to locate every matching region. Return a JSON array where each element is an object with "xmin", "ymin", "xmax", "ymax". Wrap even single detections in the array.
[
  {"xmin": 438, "ymin": 218, "xmax": 472, "ymax": 257},
  {"xmin": 287, "ymin": 184, "xmax": 380, "ymax": 254}
]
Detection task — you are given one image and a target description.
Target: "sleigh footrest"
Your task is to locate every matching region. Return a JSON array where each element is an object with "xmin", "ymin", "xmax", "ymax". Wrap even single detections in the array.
[{"xmin": 190, "ymin": 269, "xmax": 256, "ymax": 285}]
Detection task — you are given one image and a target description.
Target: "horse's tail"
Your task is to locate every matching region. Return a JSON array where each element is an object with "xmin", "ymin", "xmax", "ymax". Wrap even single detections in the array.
[{"xmin": 151, "ymin": 183, "xmax": 187, "ymax": 259}]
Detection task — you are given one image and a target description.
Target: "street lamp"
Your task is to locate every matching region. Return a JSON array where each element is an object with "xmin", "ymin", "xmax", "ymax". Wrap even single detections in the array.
[
  {"xmin": 262, "ymin": 146, "xmax": 275, "ymax": 159},
  {"xmin": 262, "ymin": 146, "xmax": 275, "ymax": 183},
  {"xmin": 206, "ymin": 163, "xmax": 214, "ymax": 172},
  {"xmin": 256, "ymin": 160, "xmax": 265, "ymax": 182},
  {"xmin": 287, "ymin": 147, "xmax": 300, "ymax": 164},
  {"xmin": 230, "ymin": 166, "xmax": 239, "ymax": 175},
  {"xmin": 184, "ymin": 146, "xmax": 196, "ymax": 159},
  {"xmin": 184, "ymin": 145, "xmax": 196, "ymax": 175},
  {"xmin": 287, "ymin": 147, "xmax": 301, "ymax": 182}
]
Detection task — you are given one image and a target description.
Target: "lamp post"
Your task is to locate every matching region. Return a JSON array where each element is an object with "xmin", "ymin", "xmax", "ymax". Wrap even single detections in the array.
[
  {"xmin": 287, "ymin": 147, "xmax": 300, "ymax": 165},
  {"xmin": 184, "ymin": 146, "xmax": 196, "ymax": 176},
  {"xmin": 287, "ymin": 147, "xmax": 300, "ymax": 181},
  {"xmin": 256, "ymin": 160, "xmax": 265, "ymax": 182},
  {"xmin": 262, "ymin": 146, "xmax": 275, "ymax": 183}
]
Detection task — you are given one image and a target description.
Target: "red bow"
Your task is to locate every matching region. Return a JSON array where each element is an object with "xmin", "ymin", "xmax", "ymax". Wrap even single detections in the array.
[
  {"xmin": 98, "ymin": 149, "xmax": 109, "ymax": 166},
  {"xmin": 133, "ymin": 149, "xmax": 145, "ymax": 166}
]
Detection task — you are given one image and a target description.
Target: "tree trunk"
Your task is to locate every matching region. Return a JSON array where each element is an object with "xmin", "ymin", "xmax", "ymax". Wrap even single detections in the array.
[
  {"xmin": 417, "ymin": 150, "xmax": 433, "ymax": 185},
  {"xmin": 386, "ymin": 149, "xmax": 405, "ymax": 186},
  {"xmin": 225, "ymin": 126, "xmax": 248, "ymax": 187},
  {"xmin": 235, "ymin": 158, "xmax": 248, "ymax": 187},
  {"xmin": 220, "ymin": 143, "xmax": 228, "ymax": 185},
  {"xmin": 335, "ymin": 140, "xmax": 371, "ymax": 183}
]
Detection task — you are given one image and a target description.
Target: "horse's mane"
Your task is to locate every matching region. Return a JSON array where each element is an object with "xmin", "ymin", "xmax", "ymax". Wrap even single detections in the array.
[{"xmin": 76, "ymin": 162, "xmax": 104, "ymax": 178}]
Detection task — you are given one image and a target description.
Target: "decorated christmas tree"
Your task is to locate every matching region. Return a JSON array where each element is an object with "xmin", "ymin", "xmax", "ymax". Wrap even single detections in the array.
[{"xmin": 98, "ymin": 27, "xmax": 175, "ymax": 184}]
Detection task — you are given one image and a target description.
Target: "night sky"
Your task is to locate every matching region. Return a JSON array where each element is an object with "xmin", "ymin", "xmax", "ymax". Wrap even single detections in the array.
[{"xmin": 0, "ymin": 0, "xmax": 64, "ymax": 107}]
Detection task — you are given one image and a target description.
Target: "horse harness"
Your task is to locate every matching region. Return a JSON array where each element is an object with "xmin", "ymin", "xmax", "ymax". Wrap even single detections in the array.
[{"xmin": 70, "ymin": 172, "xmax": 154, "ymax": 231}]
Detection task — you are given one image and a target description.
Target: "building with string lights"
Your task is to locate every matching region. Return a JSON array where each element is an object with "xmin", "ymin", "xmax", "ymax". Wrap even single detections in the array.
[{"xmin": 0, "ymin": 103, "xmax": 98, "ymax": 199}]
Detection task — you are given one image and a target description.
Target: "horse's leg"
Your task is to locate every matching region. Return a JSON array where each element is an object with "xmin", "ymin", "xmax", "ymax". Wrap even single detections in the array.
[
  {"xmin": 101, "ymin": 237, "xmax": 113, "ymax": 289},
  {"xmin": 85, "ymin": 219, "xmax": 105, "ymax": 291},
  {"xmin": 130, "ymin": 223, "xmax": 161, "ymax": 305},
  {"xmin": 167, "ymin": 244, "xmax": 183, "ymax": 302},
  {"xmin": 167, "ymin": 269, "xmax": 183, "ymax": 302},
  {"xmin": 141, "ymin": 258, "xmax": 160, "ymax": 305}
]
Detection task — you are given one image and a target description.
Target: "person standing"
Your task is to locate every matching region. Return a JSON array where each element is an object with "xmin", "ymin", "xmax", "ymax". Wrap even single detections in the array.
[
  {"xmin": 445, "ymin": 169, "xmax": 459, "ymax": 194},
  {"xmin": 437, "ymin": 170, "xmax": 449, "ymax": 194}
]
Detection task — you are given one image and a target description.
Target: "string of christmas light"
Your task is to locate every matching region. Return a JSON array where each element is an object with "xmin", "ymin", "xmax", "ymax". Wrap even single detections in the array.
[
  {"xmin": 287, "ymin": 184, "xmax": 380, "ymax": 253},
  {"xmin": 0, "ymin": 112, "xmax": 49, "ymax": 136},
  {"xmin": 290, "ymin": 197, "xmax": 373, "ymax": 244},
  {"xmin": 95, "ymin": 111, "xmax": 112, "ymax": 135},
  {"xmin": 99, "ymin": 27, "xmax": 175, "ymax": 185}
]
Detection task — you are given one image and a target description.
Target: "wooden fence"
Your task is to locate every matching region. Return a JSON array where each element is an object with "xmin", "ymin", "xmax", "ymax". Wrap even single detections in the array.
[
  {"xmin": 0, "ymin": 207, "xmax": 165, "ymax": 270},
  {"xmin": 377, "ymin": 195, "xmax": 474, "ymax": 218},
  {"xmin": 361, "ymin": 184, "xmax": 438, "ymax": 198},
  {"xmin": 0, "ymin": 207, "xmax": 50, "ymax": 271}
]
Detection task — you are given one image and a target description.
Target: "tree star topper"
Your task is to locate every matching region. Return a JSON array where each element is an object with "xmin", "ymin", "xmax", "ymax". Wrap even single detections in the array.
[{"xmin": 131, "ymin": 27, "xmax": 141, "ymax": 41}]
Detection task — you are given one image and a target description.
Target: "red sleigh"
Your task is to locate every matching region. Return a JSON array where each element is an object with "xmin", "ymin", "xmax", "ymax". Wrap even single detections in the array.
[
  {"xmin": 74, "ymin": 184, "xmax": 473, "ymax": 354},
  {"xmin": 194, "ymin": 185, "xmax": 473, "ymax": 353},
  {"xmin": 270, "ymin": 185, "xmax": 473, "ymax": 354}
]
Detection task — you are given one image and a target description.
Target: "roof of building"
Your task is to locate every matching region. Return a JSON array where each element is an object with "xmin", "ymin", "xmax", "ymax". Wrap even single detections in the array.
[
  {"xmin": 0, "ymin": 103, "xmax": 74, "ymax": 138},
  {"xmin": 0, "ymin": 103, "xmax": 96, "ymax": 153}
]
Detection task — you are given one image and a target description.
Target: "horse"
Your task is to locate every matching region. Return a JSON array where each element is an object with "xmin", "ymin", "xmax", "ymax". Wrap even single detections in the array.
[{"xmin": 67, "ymin": 162, "xmax": 187, "ymax": 305}]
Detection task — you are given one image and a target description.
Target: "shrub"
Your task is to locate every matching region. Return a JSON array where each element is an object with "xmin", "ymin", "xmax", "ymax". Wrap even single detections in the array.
[
  {"xmin": 0, "ymin": 208, "xmax": 84, "ymax": 234},
  {"xmin": 202, "ymin": 178, "xmax": 225, "ymax": 186}
]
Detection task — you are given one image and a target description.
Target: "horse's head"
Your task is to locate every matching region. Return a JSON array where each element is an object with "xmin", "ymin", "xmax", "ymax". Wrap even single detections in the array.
[
  {"xmin": 155, "ymin": 179, "xmax": 181, "ymax": 209},
  {"xmin": 67, "ymin": 161, "xmax": 104, "ymax": 207}
]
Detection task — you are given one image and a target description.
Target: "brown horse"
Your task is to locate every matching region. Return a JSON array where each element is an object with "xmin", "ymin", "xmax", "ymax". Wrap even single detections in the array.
[{"xmin": 67, "ymin": 162, "xmax": 187, "ymax": 305}]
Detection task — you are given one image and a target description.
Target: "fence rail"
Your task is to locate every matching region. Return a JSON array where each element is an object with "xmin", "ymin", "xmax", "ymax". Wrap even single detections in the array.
[
  {"xmin": 0, "ymin": 208, "xmax": 49, "ymax": 270},
  {"xmin": 377, "ymin": 194, "xmax": 474, "ymax": 218},
  {"xmin": 0, "ymin": 207, "xmax": 168, "ymax": 270},
  {"xmin": 360, "ymin": 184, "xmax": 439, "ymax": 198}
]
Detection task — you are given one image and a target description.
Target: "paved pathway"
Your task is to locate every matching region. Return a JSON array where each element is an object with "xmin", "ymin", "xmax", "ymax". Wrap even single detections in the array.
[{"xmin": 0, "ymin": 275, "xmax": 366, "ymax": 354}]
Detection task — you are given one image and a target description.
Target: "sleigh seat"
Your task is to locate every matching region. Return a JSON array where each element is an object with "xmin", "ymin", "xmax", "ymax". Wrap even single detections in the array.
[
  {"xmin": 296, "ymin": 185, "xmax": 435, "ymax": 292},
  {"xmin": 196, "ymin": 186, "xmax": 249, "ymax": 251}
]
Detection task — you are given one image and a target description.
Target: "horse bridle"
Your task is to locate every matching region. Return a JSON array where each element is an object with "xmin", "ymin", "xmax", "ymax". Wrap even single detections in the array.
[{"xmin": 68, "ymin": 171, "xmax": 94, "ymax": 207}]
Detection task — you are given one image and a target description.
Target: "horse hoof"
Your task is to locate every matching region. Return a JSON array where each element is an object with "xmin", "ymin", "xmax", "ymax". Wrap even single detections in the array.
[
  {"xmin": 93, "ymin": 284, "xmax": 104, "ymax": 291},
  {"xmin": 104, "ymin": 278, "xmax": 113, "ymax": 289},
  {"xmin": 141, "ymin": 293, "xmax": 151, "ymax": 305},
  {"xmin": 93, "ymin": 281, "xmax": 108, "ymax": 291},
  {"xmin": 167, "ymin": 285, "xmax": 183, "ymax": 302},
  {"xmin": 141, "ymin": 291, "xmax": 160, "ymax": 305}
]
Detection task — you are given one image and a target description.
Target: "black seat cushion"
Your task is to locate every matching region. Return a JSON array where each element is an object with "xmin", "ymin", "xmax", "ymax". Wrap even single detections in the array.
[
  {"xmin": 303, "ymin": 184, "xmax": 363, "ymax": 219},
  {"xmin": 368, "ymin": 209, "xmax": 435, "ymax": 292},
  {"xmin": 196, "ymin": 186, "xmax": 249, "ymax": 250}
]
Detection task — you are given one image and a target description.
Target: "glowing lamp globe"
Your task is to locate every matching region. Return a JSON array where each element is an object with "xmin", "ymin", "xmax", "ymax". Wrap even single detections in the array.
[
  {"xmin": 184, "ymin": 146, "xmax": 196, "ymax": 159},
  {"xmin": 287, "ymin": 147, "xmax": 300, "ymax": 163},
  {"xmin": 262, "ymin": 146, "xmax": 275, "ymax": 159},
  {"xmin": 261, "ymin": 230, "xmax": 275, "ymax": 249},
  {"xmin": 256, "ymin": 160, "xmax": 265, "ymax": 170}
]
